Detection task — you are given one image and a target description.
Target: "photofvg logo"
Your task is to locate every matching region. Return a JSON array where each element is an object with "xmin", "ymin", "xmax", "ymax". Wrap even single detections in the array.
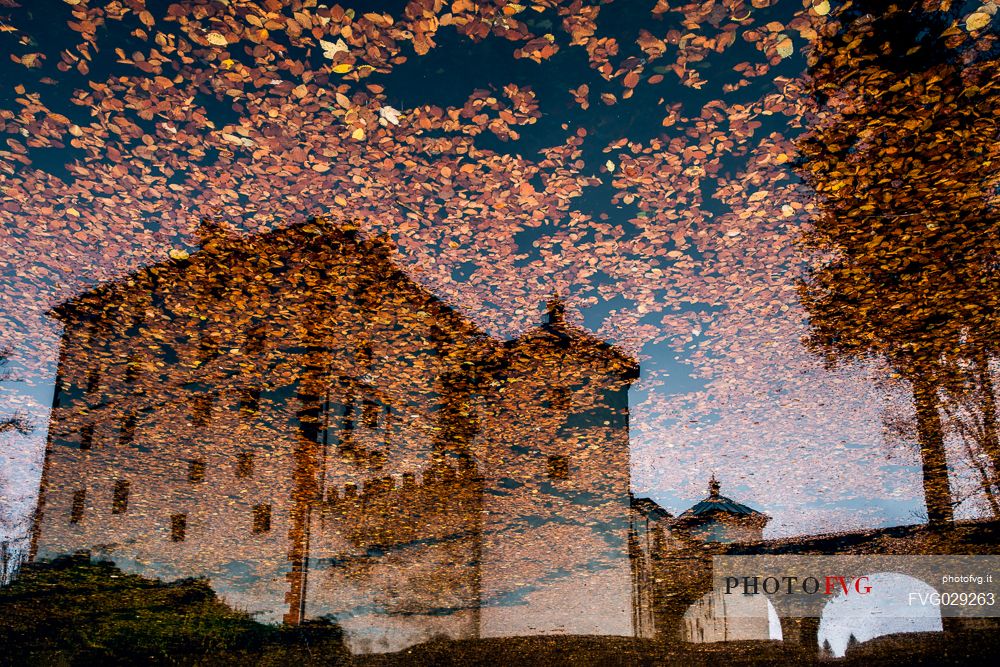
[
  {"xmin": 711, "ymin": 555, "xmax": 1000, "ymax": 618},
  {"xmin": 724, "ymin": 574, "xmax": 871, "ymax": 597}
]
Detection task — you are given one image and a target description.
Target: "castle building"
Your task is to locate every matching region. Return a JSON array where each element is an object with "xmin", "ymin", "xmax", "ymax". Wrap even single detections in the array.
[{"xmin": 29, "ymin": 218, "xmax": 653, "ymax": 653}]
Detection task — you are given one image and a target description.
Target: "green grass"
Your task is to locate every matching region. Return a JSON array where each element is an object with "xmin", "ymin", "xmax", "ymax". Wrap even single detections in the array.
[{"xmin": 0, "ymin": 554, "xmax": 348, "ymax": 666}]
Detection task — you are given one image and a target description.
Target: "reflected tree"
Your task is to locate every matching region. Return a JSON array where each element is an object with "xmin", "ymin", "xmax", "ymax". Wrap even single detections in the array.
[
  {"xmin": 796, "ymin": 0, "xmax": 1000, "ymax": 525},
  {"xmin": 0, "ymin": 346, "xmax": 32, "ymax": 436}
]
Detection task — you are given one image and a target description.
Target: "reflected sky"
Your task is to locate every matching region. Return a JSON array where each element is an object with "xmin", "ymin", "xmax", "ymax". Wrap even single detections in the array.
[{"xmin": 1, "ymin": 0, "xmax": 999, "ymax": 568}]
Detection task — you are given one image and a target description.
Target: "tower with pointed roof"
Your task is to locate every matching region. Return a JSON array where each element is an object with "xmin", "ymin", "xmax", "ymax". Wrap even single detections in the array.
[
  {"xmin": 474, "ymin": 293, "xmax": 642, "ymax": 638},
  {"xmin": 672, "ymin": 476, "xmax": 769, "ymax": 544}
]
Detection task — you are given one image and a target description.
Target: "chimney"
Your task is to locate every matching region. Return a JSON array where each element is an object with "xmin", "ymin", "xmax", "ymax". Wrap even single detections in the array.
[
  {"xmin": 545, "ymin": 295, "xmax": 566, "ymax": 326},
  {"xmin": 196, "ymin": 218, "xmax": 232, "ymax": 251}
]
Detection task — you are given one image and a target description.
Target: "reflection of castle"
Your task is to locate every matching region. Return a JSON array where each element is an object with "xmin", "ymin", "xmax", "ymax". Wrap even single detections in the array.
[
  {"xmin": 673, "ymin": 475, "xmax": 769, "ymax": 545},
  {"xmin": 30, "ymin": 218, "xmax": 652, "ymax": 653}
]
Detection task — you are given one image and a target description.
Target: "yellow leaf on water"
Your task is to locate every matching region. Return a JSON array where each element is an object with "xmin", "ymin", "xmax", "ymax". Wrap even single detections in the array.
[
  {"xmin": 776, "ymin": 36, "xmax": 794, "ymax": 59},
  {"xmin": 351, "ymin": 127, "xmax": 365, "ymax": 140},
  {"xmin": 966, "ymin": 12, "xmax": 991, "ymax": 32},
  {"xmin": 813, "ymin": 0, "xmax": 830, "ymax": 16},
  {"xmin": 206, "ymin": 32, "xmax": 228, "ymax": 46},
  {"xmin": 332, "ymin": 63, "xmax": 353, "ymax": 74}
]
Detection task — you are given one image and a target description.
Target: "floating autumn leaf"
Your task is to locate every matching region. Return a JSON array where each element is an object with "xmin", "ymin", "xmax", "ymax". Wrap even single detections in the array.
[
  {"xmin": 813, "ymin": 0, "xmax": 831, "ymax": 16},
  {"xmin": 363, "ymin": 12, "xmax": 393, "ymax": 27},
  {"xmin": 514, "ymin": 34, "xmax": 559, "ymax": 63},
  {"xmin": 17, "ymin": 52, "xmax": 43, "ymax": 68},
  {"xmin": 966, "ymin": 11, "xmax": 992, "ymax": 32},
  {"xmin": 206, "ymin": 32, "xmax": 228, "ymax": 46},
  {"xmin": 221, "ymin": 133, "xmax": 255, "ymax": 147},
  {"xmin": 168, "ymin": 249, "xmax": 190, "ymax": 261},
  {"xmin": 379, "ymin": 105, "xmax": 402, "ymax": 126},
  {"xmin": 320, "ymin": 38, "xmax": 348, "ymax": 59},
  {"xmin": 776, "ymin": 36, "xmax": 794, "ymax": 59}
]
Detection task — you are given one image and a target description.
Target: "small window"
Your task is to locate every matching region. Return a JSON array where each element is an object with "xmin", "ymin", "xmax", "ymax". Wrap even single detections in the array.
[
  {"xmin": 190, "ymin": 393, "xmax": 213, "ymax": 427},
  {"xmin": 198, "ymin": 336, "xmax": 218, "ymax": 363},
  {"xmin": 170, "ymin": 513, "xmax": 186, "ymax": 542},
  {"xmin": 124, "ymin": 354, "xmax": 140, "ymax": 383},
  {"xmin": 112, "ymin": 480, "xmax": 130, "ymax": 514},
  {"xmin": 80, "ymin": 422, "xmax": 95, "ymax": 450},
  {"xmin": 341, "ymin": 392, "xmax": 356, "ymax": 434},
  {"xmin": 429, "ymin": 324, "xmax": 449, "ymax": 353},
  {"xmin": 239, "ymin": 386, "xmax": 261, "ymax": 417},
  {"xmin": 70, "ymin": 489, "xmax": 86, "ymax": 524},
  {"xmin": 356, "ymin": 343, "xmax": 373, "ymax": 368},
  {"xmin": 119, "ymin": 413, "xmax": 136, "ymax": 445},
  {"xmin": 252, "ymin": 504, "xmax": 271, "ymax": 533},
  {"xmin": 236, "ymin": 451, "xmax": 254, "ymax": 479},
  {"xmin": 547, "ymin": 455, "xmax": 569, "ymax": 481},
  {"xmin": 362, "ymin": 398, "xmax": 379, "ymax": 428},
  {"xmin": 244, "ymin": 326, "xmax": 265, "ymax": 355},
  {"xmin": 188, "ymin": 459, "xmax": 206, "ymax": 483},
  {"xmin": 550, "ymin": 386, "xmax": 571, "ymax": 412},
  {"xmin": 159, "ymin": 343, "xmax": 179, "ymax": 366},
  {"xmin": 86, "ymin": 368, "xmax": 100, "ymax": 394}
]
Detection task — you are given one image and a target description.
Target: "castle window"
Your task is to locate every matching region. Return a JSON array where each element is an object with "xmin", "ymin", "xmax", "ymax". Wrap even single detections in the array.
[
  {"xmin": 159, "ymin": 343, "xmax": 179, "ymax": 366},
  {"xmin": 188, "ymin": 459, "xmax": 206, "ymax": 483},
  {"xmin": 252, "ymin": 504, "xmax": 271, "ymax": 534},
  {"xmin": 239, "ymin": 386, "xmax": 261, "ymax": 417},
  {"xmin": 198, "ymin": 335, "xmax": 219, "ymax": 363},
  {"xmin": 119, "ymin": 412, "xmax": 136, "ymax": 445},
  {"xmin": 69, "ymin": 489, "xmax": 86, "ymax": 524},
  {"xmin": 362, "ymin": 398, "xmax": 380, "ymax": 428},
  {"xmin": 547, "ymin": 455, "xmax": 570, "ymax": 481},
  {"xmin": 356, "ymin": 343, "xmax": 373, "ymax": 369},
  {"xmin": 112, "ymin": 480, "xmax": 130, "ymax": 514},
  {"xmin": 86, "ymin": 368, "xmax": 100, "ymax": 394},
  {"xmin": 429, "ymin": 324, "xmax": 449, "ymax": 354},
  {"xmin": 190, "ymin": 393, "xmax": 213, "ymax": 427},
  {"xmin": 340, "ymin": 391, "xmax": 356, "ymax": 435},
  {"xmin": 80, "ymin": 422, "xmax": 94, "ymax": 450},
  {"xmin": 236, "ymin": 451, "xmax": 254, "ymax": 479},
  {"xmin": 171, "ymin": 513, "xmax": 186, "ymax": 542},
  {"xmin": 244, "ymin": 326, "xmax": 265, "ymax": 355},
  {"xmin": 124, "ymin": 354, "xmax": 140, "ymax": 383},
  {"xmin": 550, "ymin": 386, "xmax": 571, "ymax": 412}
]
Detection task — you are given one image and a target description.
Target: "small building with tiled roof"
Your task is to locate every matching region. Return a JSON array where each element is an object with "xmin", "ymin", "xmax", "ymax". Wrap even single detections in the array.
[{"xmin": 672, "ymin": 476, "xmax": 769, "ymax": 544}]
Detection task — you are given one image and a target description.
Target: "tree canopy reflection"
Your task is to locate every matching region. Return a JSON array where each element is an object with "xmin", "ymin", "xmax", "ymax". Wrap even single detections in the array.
[{"xmin": 797, "ymin": 0, "xmax": 1000, "ymax": 526}]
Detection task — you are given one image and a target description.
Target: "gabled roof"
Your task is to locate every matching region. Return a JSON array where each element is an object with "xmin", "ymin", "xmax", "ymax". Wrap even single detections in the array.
[
  {"xmin": 47, "ymin": 217, "xmax": 481, "ymax": 341},
  {"xmin": 506, "ymin": 296, "xmax": 639, "ymax": 378},
  {"xmin": 676, "ymin": 475, "xmax": 767, "ymax": 523},
  {"xmin": 680, "ymin": 496, "xmax": 765, "ymax": 518}
]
